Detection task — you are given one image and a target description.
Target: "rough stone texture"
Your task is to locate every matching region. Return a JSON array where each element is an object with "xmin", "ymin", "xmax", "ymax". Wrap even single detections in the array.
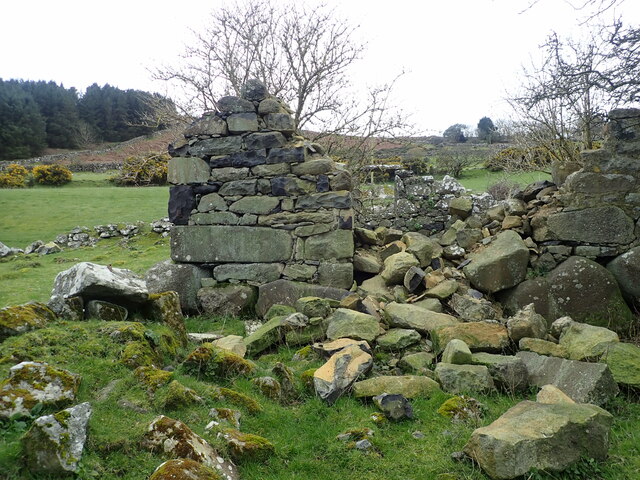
[
  {"xmin": 49, "ymin": 262, "xmax": 148, "ymax": 315},
  {"xmin": 384, "ymin": 302, "xmax": 459, "ymax": 334},
  {"xmin": 354, "ymin": 249, "xmax": 383, "ymax": 274},
  {"xmin": 171, "ymin": 226, "xmax": 293, "ymax": 263},
  {"xmin": 150, "ymin": 459, "xmax": 223, "ymax": 480},
  {"xmin": 326, "ymin": 308, "xmax": 382, "ymax": 343},
  {"xmin": 145, "ymin": 260, "xmax": 211, "ymax": 313},
  {"xmin": 441, "ymin": 339, "xmax": 473, "ymax": 364},
  {"xmin": 516, "ymin": 351, "xmax": 619, "ymax": 406},
  {"xmin": 168, "ymin": 185, "xmax": 197, "ymax": 225},
  {"xmin": 0, "ymin": 362, "xmax": 80, "ymax": 419},
  {"xmin": 546, "ymin": 206, "xmax": 635, "ymax": 245},
  {"xmin": 518, "ymin": 338, "xmax": 569, "ymax": 359},
  {"xmin": 353, "ymin": 375, "xmax": 440, "ymax": 398},
  {"xmin": 463, "ymin": 231, "xmax": 529, "ymax": 294},
  {"xmin": 506, "ymin": 304, "xmax": 547, "ymax": 343},
  {"xmin": 317, "ymin": 262, "xmax": 354, "ymax": 289},
  {"xmin": 85, "ymin": 300, "xmax": 128, "ymax": 321},
  {"xmin": 197, "ymin": 284, "xmax": 257, "ymax": 317},
  {"xmin": 304, "ymin": 230, "xmax": 354, "ymax": 261},
  {"xmin": 22, "ymin": 402, "xmax": 92, "ymax": 475},
  {"xmin": 432, "ymin": 322, "xmax": 510, "ymax": 353},
  {"xmin": 434, "ymin": 363, "xmax": 495, "ymax": 394},
  {"xmin": 0, "ymin": 302, "xmax": 55, "ymax": 341},
  {"xmin": 402, "ymin": 232, "xmax": 438, "ymax": 267},
  {"xmin": 381, "ymin": 252, "xmax": 420, "ymax": 285},
  {"xmin": 471, "ymin": 353, "xmax": 529, "ymax": 393},
  {"xmin": 536, "ymin": 385, "xmax": 576, "ymax": 404},
  {"xmin": 375, "ymin": 328, "xmax": 421, "ymax": 350},
  {"xmin": 464, "ymin": 401, "xmax": 613, "ymax": 480},
  {"xmin": 168, "ymin": 157, "xmax": 211, "ymax": 185},
  {"xmin": 142, "ymin": 415, "xmax": 238, "ymax": 480},
  {"xmin": 255, "ymin": 279, "xmax": 350, "ymax": 318},
  {"xmin": 213, "ymin": 263, "xmax": 283, "ymax": 284},
  {"xmin": 449, "ymin": 293, "xmax": 499, "ymax": 322},
  {"xmin": 607, "ymin": 246, "xmax": 640, "ymax": 306},
  {"xmin": 599, "ymin": 342, "xmax": 640, "ymax": 389},
  {"xmin": 314, "ymin": 344, "xmax": 373, "ymax": 404},
  {"xmin": 559, "ymin": 322, "xmax": 619, "ymax": 361}
]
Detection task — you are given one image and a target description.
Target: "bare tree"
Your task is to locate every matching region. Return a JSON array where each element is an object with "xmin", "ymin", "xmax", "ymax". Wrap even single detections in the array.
[{"xmin": 508, "ymin": 21, "xmax": 640, "ymax": 165}]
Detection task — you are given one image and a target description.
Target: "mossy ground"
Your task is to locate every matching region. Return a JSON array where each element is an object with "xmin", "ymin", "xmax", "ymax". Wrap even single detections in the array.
[{"xmin": 0, "ymin": 315, "xmax": 638, "ymax": 480}]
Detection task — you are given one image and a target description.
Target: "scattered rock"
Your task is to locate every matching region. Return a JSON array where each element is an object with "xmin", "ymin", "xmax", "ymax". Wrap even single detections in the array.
[
  {"xmin": 150, "ymin": 459, "xmax": 224, "ymax": 480},
  {"xmin": 435, "ymin": 363, "xmax": 495, "ymax": 394},
  {"xmin": 431, "ymin": 322, "xmax": 510, "ymax": 353},
  {"xmin": 441, "ymin": 339, "xmax": 473, "ymax": 364},
  {"xmin": 505, "ymin": 303, "xmax": 547, "ymax": 343},
  {"xmin": 373, "ymin": 393, "xmax": 413, "ymax": 421},
  {"xmin": 326, "ymin": 308, "xmax": 383, "ymax": 343},
  {"xmin": 0, "ymin": 302, "xmax": 56, "ymax": 341},
  {"xmin": 314, "ymin": 344, "xmax": 373, "ymax": 404},
  {"xmin": 353, "ymin": 375, "xmax": 440, "ymax": 398},
  {"xmin": 559, "ymin": 322, "xmax": 619, "ymax": 360}
]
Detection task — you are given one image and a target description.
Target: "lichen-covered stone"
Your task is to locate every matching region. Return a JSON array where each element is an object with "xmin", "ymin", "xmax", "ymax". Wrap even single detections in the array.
[
  {"xmin": 251, "ymin": 376, "xmax": 282, "ymax": 400},
  {"xmin": 150, "ymin": 459, "xmax": 224, "ymax": 480},
  {"xmin": 220, "ymin": 428, "xmax": 275, "ymax": 461},
  {"xmin": 154, "ymin": 380, "xmax": 203, "ymax": 409},
  {"xmin": 559, "ymin": 322, "xmax": 619, "ymax": 360},
  {"xmin": 22, "ymin": 402, "xmax": 92, "ymax": 475},
  {"xmin": 0, "ymin": 302, "xmax": 56, "ymax": 341},
  {"xmin": 145, "ymin": 260, "xmax": 211, "ymax": 314},
  {"xmin": 353, "ymin": 375, "xmax": 440, "ymax": 398},
  {"xmin": 599, "ymin": 342, "xmax": 640, "ymax": 389},
  {"xmin": 120, "ymin": 340, "xmax": 159, "ymax": 369},
  {"xmin": 435, "ymin": 363, "xmax": 495, "ymax": 394},
  {"xmin": 431, "ymin": 322, "xmax": 510, "ymax": 354},
  {"xmin": 134, "ymin": 366, "xmax": 173, "ymax": 391},
  {"xmin": 183, "ymin": 343, "xmax": 256, "ymax": 379},
  {"xmin": 168, "ymin": 157, "xmax": 211, "ymax": 185},
  {"xmin": 375, "ymin": 328, "xmax": 422, "ymax": 351},
  {"xmin": 326, "ymin": 308, "xmax": 382, "ymax": 343},
  {"xmin": 384, "ymin": 302, "xmax": 459, "ymax": 335},
  {"xmin": 85, "ymin": 299, "xmax": 128, "ymax": 321},
  {"xmin": 145, "ymin": 291, "xmax": 188, "ymax": 347},
  {"xmin": 197, "ymin": 284, "xmax": 257, "ymax": 317},
  {"xmin": 0, "ymin": 361, "xmax": 80, "ymax": 418},
  {"xmin": 314, "ymin": 344, "xmax": 373, "ymax": 404}
]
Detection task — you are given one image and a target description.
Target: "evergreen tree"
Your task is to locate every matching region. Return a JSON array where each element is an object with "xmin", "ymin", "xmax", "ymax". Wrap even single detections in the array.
[
  {"xmin": 477, "ymin": 116, "xmax": 496, "ymax": 143},
  {"xmin": 0, "ymin": 79, "xmax": 47, "ymax": 160}
]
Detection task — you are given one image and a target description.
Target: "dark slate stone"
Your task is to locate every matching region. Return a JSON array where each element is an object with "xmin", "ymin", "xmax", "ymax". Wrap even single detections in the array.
[
  {"xmin": 240, "ymin": 79, "xmax": 268, "ymax": 102},
  {"xmin": 189, "ymin": 136, "xmax": 244, "ymax": 157},
  {"xmin": 317, "ymin": 175, "xmax": 330, "ymax": 192},
  {"xmin": 296, "ymin": 192, "xmax": 352, "ymax": 210},
  {"xmin": 522, "ymin": 180, "xmax": 556, "ymax": 202},
  {"xmin": 217, "ymin": 96, "xmax": 255, "ymax": 113},
  {"xmin": 264, "ymin": 113, "xmax": 296, "ymax": 132},
  {"xmin": 230, "ymin": 149, "xmax": 267, "ymax": 167},
  {"xmin": 271, "ymin": 177, "xmax": 289, "ymax": 196},
  {"xmin": 244, "ymin": 132, "xmax": 287, "ymax": 150},
  {"xmin": 209, "ymin": 156, "xmax": 233, "ymax": 168},
  {"xmin": 168, "ymin": 186, "xmax": 196, "ymax": 225},
  {"xmin": 168, "ymin": 142, "xmax": 189, "ymax": 157},
  {"xmin": 339, "ymin": 214, "xmax": 353, "ymax": 230},
  {"xmin": 267, "ymin": 147, "xmax": 305, "ymax": 164},
  {"xmin": 193, "ymin": 183, "xmax": 221, "ymax": 195},
  {"xmin": 373, "ymin": 393, "xmax": 414, "ymax": 421}
]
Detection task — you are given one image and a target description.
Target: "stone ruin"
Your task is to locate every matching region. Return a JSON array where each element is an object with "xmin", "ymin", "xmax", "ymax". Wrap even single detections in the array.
[{"xmin": 165, "ymin": 79, "xmax": 354, "ymax": 290}]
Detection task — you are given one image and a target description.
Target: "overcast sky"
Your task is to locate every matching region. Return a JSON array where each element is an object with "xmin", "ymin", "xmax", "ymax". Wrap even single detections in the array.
[{"xmin": 1, "ymin": 0, "xmax": 637, "ymax": 135}]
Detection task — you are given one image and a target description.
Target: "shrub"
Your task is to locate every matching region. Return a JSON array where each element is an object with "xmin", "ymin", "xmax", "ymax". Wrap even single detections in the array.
[
  {"xmin": 487, "ymin": 178, "xmax": 521, "ymax": 200},
  {"xmin": 0, "ymin": 164, "xmax": 29, "ymax": 188},
  {"xmin": 485, "ymin": 145, "xmax": 557, "ymax": 172},
  {"xmin": 112, "ymin": 152, "xmax": 169, "ymax": 186},
  {"xmin": 32, "ymin": 164, "xmax": 73, "ymax": 186}
]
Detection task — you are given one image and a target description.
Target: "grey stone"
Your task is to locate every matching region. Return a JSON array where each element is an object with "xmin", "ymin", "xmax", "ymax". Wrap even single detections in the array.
[
  {"xmin": 192, "ymin": 211, "xmax": 238, "ymax": 225},
  {"xmin": 441, "ymin": 339, "xmax": 473, "ymax": 364},
  {"xmin": 314, "ymin": 344, "xmax": 372, "ymax": 404},
  {"xmin": 380, "ymin": 252, "xmax": 420, "ymax": 285},
  {"xmin": 431, "ymin": 322, "xmax": 510, "ymax": 354},
  {"xmin": 516, "ymin": 351, "xmax": 619, "ymax": 405},
  {"xmin": 376, "ymin": 328, "xmax": 422, "ymax": 350},
  {"xmin": 218, "ymin": 179, "xmax": 257, "ymax": 196},
  {"xmin": 384, "ymin": 302, "xmax": 459, "ymax": 334},
  {"xmin": 403, "ymin": 266, "xmax": 426, "ymax": 292},
  {"xmin": 227, "ymin": 113, "xmax": 259, "ymax": 133},
  {"xmin": 264, "ymin": 113, "xmax": 295, "ymax": 133},
  {"xmin": 197, "ymin": 284, "xmax": 257, "ymax": 316},
  {"xmin": 292, "ymin": 158, "xmax": 335, "ymax": 175},
  {"xmin": 463, "ymin": 230, "xmax": 530, "ymax": 294},
  {"xmin": 326, "ymin": 308, "xmax": 382, "ymax": 343},
  {"xmin": 240, "ymin": 79, "xmax": 268, "ymax": 101},
  {"xmin": 600, "ymin": 342, "xmax": 640, "ymax": 389},
  {"xmin": 559, "ymin": 322, "xmax": 619, "ymax": 360},
  {"xmin": 607, "ymin": 246, "xmax": 640, "ymax": 305},
  {"xmin": 258, "ymin": 98, "xmax": 286, "ymax": 114},
  {"xmin": 258, "ymin": 210, "xmax": 334, "ymax": 227},
  {"xmin": 213, "ymin": 263, "xmax": 283, "ymax": 284},
  {"xmin": 251, "ymin": 163, "xmax": 291, "ymax": 177},
  {"xmin": 85, "ymin": 300, "xmax": 128, "ymax": 321},
  {"xmin": 188, "ymin": 136, "xmax": 244, "ymax": 157},
  {"xmin": 304, "ymin": 230, "xmax": 354, "ymax": 261},
  {"xmin": 317, "ymin": 262, "xmax": 353, "ymax": 289},
  {"xmin": 145, "ymin": 260, "xmax": 211, "ymax": 313},
  {"xmin": 171, "ymin": 226, "xmax": 293, "ymax": 263},
  {"xmin": 354, "ymin": 249, "xmax": 383, "ymax": 274},
  {"xmin": 296, "ymin": 191, "xmax": 352, "ymax": 210},
  {"xmin": 255, "ymin": 279, "xmax": 350, "ymax": 318},
  {"xmin": 267, "ymin": 146, "xmax": 305, "ymax": 164},
  {"xmin": 22, "ymin": 402, "xmax": 92, "ymax": 475},
  {"xmin": 373, "ymin": 393, "xmax": 414, "ymax": 420},
  {"xmin": 506, "ymin": 303, "xmax": 547, "ymax": 343},
  {"xmin": 197, "ymin": 193, "xmax": 227, "ymax": 212},
  {"xmin": 546, "ymin": 206, "xmax": 635, "ymax": 245},
  {"xmin": 330, "ymin": 170, "xmax": 352, "ymax": 191},
  {"xmin": 402, "ymin": 232, "xmax": 438, "ymax": 267},
  {"xmin": 282, "ymin": 264, "xmax": 317, "ymax": 281},
  {"xmin": 184, "ymin": 113, "xmax": 228, "ymax": 137},
  {"xmin": 471, "ymin": 352, "xmax": 529, "ymax": 393},
  {"xmin": 244, "ymin": 131, "xmax": 286, "ymax": 150},
  {"xmin": 435, "ymin": 363, "xmax": 495, "ymax": 394},
  {"xmin": 217, "ymin": 96, "xmax": 255, "ymax": 113},
  {"xmin": 168, "ymin": 158, "xmax": 211, "ymax": 185},
  {"xmin": 464, "ymin": 400, "xmax": 613, "ymax": 480},
  {"xmin": 398, "ymin": 352, "xmax": 436, "ymax": 374},
  {"xmin": 229, "ymin": 196, "xmax": 280, "ymax": 215},
  {"xmin": 449, "ymin": 293, "xmax": 499, "ymax": 322},
  {"xmin": 229, "ymin": 149, "xmax": 267, "ymax": 168},
  {"xmin": 271, "ymin": 176, "xmax": 316, "ymax": 196}
]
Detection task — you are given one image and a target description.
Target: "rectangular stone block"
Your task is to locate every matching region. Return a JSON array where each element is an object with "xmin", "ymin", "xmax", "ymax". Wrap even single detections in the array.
[
  {"xmin": 304, "ymin": 229, "xmax": 354, "ymax": 261},
  {"xmin": 264, "ymin": 113, "xmax": 295, "ymax": 133},
  {"xmin": 213, "ymin": 263, "xmax": 283, "ymax": 283},
  {"xmin": 244, "ymin": 132, "xmax": 287, "ymax": 150},
  {"xmin": 168, "ymin": 158, "xmax": 211, "ymax": 185},
  {"xmin": 171, "ymin": 226, "xmax": 294, "ymax": 263},
  {"xmin": 188, "ymin": 136, "xmax": 243, "ymax": 157},
  {"xmin": 227, "ymin": 113, "xmax": 259, "ymax": 133},
  {"xmin": 296, "ymin": 191, "xmax": 352, "ymax": 210},
  {"xmin": 267, "ymin": 147, "xmax": 305, "ymax": 164},
  {"xmin": 230, "ymin": 149, "xmax": 267, "ymax": 167}
]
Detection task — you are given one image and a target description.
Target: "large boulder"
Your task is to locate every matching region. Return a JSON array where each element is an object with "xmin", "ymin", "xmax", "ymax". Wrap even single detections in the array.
[
  {"xmin": 545, "ymin": 205, "xmax": 635, "ymax": 245},
  {"xmin": 142, "ymin": 415, "xmax": 238, "ymax": 480},
  {"xmin": 0, "ymin": 362, "xmax": 80, "ymax": 418},
  {"xmin": 516, "ymin": 351, "xmax": 618, "ymax": 406},
  {"xmin": 471, "ymin": 353, "xmax": 529, "ymax": 393},
  {"xmin": 49, "ymin": 262, "xmax": 148, "ymax": 315},
  {"xmin": 607, "ymin": 246, "xmax": 640, "ymax": 306},
  {"xmin": 255, "ymin": 279, "xmax": 350, "ymax": 318},
  {"xmin": 313, "ymin": 343, "xmax": 373, "ymax": 404},
  {"xmin": 22, "ymin": 402, "xmax": 92, "ymax": 475},
  {"xmin": 145, "ymin": 260, "xmax": 212, "ymax": 313},
  {"xmin": 150, "ymin": 459, "xmax": 224, "ymax": 480},
  {"xmin": 464, "ymin": 400, "xmax": 613, "ymax": 479},
  {"xmin": 462, "ymin": 230, "xmax": 529, "ymax": 294}
]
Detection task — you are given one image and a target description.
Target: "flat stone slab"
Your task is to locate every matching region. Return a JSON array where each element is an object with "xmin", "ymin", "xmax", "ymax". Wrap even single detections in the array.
[
  {"xmin": 171, "ymin": 226, "xmax": 293, "ymax": 263},
  {"xmin": 516, "ymin": 351, "xmax": 619, "ymax": 406}
]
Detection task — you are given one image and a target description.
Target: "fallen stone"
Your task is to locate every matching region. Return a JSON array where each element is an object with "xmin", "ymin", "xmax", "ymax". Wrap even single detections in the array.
[
  {"xmin": 464, "ymin": 400, "xmax": 613, "ymax": 480},
  {"xmin": 353, "ymin": 375, "xmax": 440, "ymax": 398},
  {"xmin": 441, "ymin": 339, "xmax": 473, "ymax": 364},
  {"xmin": 375, "ymin": 328, "xmax": 421, "ymax": 350},
  {"xmin": 432, "ymin": 322, "xmax": 510, "ymax": 353},
  {"xmin": 536, "ymin": 385, "xmax": 575, "ymax": 404},
  {"xmin": 373, "ymin": 393, "xmax": 413, "ymax": 421},
  {"xmin": 326, "ymin": 308, "xmax": 382, "ymax": 343},
  {"xmin": 22, "ymin": 402, "xmax": 92, "ymax": 475},
  {"xmin": 212, "ymin": 335, "xmax": 247, "ymax": 358},
  {"xmin": 403, "ymin": 266, "xmax": 426, "ymax": 293},
  {"xmin": 516, "ymin": 351, "xmax": 619, "ymax": 406},
  {"xmin": 518, "ymin": 338, "xmax": 569, "ymax": 358},
  {"xmin": 402, "ymin": 232, "xmax": 439, "ymax": 267},
  {"xmin": 398, "ymin": 352, "xmax": 435, "ymax": 374},
  {"xmin": 606, "ymin": 246, "xmax": 640, "ymax": 306},
  {"xmin": 449, "ymin": 293, "xmax": 499, "ymax": 322},
  {"xmin": 384, "ymin": 302, "xmax": 459, "ymax": 335},
  {"xmin": 314, "ymin": 344, "xmax": 373, "ymax": 404},
  {"xmin": 85, "ymin": 300, "xmax": 128, "ymax": 321},
  {"xmin": 312, "ymin": 338, "xmax": 371, "ymax": 358},
  {"xmin": 471, "ymin": 352, "xmax": 529, "ymax": 393},
  {"xmin": 354, "ymin": 249, "xmax": 383, "ymax": 274},
  {"xmin": 145, "ymin": 260, "xmax": 211, "ymax": 313},
  {"xmin": 599, "ymin": 342, "xmax": 640, "ymax": 389},
  {"xmin": 0, "ymin": 302, "xmax": 56, "ymax": 341},
  {"xmin": 150, "ymin": 459, "xmax": 224, "ymax": 480},
  {"xmin": 435, "ymin": 363, "xmax": 495, "ymax": 394},
  {"xmin": 559, "ymin": 322, "xmax": 619, "ymax": 361},
  {"xmin": 380, "ymin": 252, "xmax": 420, "ymax": 285},
  {"xmin": 506, "ymin": 303, "xmax": 547, "ymax": 343},
  {"xmin": 256, "ymin": 279, "xmax": 350, "ymax": 318}
]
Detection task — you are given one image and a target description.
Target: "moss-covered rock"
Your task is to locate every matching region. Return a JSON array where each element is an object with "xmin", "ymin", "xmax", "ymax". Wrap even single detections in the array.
[
  {"xmin": 150, "ymin": 459, "xmax": 224, "ymax": 480},
  {"xmin": 207, "ymin": 408, "xmax": 242, "ymax": 430},
  {"xmin": 0, "ymin": 361, "xmax": 80, "ymax": 418},
  {"xmin": 600, "ymin": 342, "xmax": 640, "ymax": 389},
  {"xmin": 145, "ymin": 291, "xmax": 188, "ymax": 347},
  {"xmin": 120, "ymin": 341, "xmax": 159, "ymax": 369},
  {"xmin": 216, "ymin": 387, "xmax": 263, "ymax": 414},
  {"xmin": 437, "ymin": 395, "xmax": 485, "ymax": 421},
  {"xmin": 0, "ymin": 302, "xmax": 56, "ymax": 340},
  {"xmin": 134, "ymin": 366, "xmax": 173, "ymax": 391},
  {"xmin": 220, "ymin": 428, "xmax": 275, "ymax": 461},
  {"xmin": 183, "ymin": 343, "xmax": 256, "ymax": 379},
  {"xmin": 155, "ymin": 380, "xmax": 203, "ymax": 409},
  {"xmin": 251, "ymin": 376, "xmax": 282, "ymax": 400},
  {"xmin": 85, "ymin": 300, "xmax": 128, "ymax": 321},
  {"xmin": 264, "ymin": 304, "xmax": 296, "ymax": 320},
  {"xmin": 295, "ymin": 296, "xmax": 332, "ymax": 318},
  {"xmin": 300, "ymin": 368, "xmax": 317, "ymax": 391}
]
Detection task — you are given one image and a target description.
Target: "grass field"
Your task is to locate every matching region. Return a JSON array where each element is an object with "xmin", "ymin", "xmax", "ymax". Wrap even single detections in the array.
[{"xmin": 0, "ymin": 171, "xmax": 168, "ymax": 247}]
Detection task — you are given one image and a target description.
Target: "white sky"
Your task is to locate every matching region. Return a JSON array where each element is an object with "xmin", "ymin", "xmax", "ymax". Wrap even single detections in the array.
[{"xmin": 1, "ymin": 0, "xmax": 637, "ymax": 135}]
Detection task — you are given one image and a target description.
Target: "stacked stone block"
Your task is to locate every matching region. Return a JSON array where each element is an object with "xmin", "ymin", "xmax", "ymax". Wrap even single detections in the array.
[{"xmin": 167, "ymin": 80, "xmax": 354, "ymax": 288}]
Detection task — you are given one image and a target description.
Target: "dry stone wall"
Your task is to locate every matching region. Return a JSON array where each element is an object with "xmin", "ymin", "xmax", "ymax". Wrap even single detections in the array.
[{"xmin": 166, "ymin": 80, "xmax": 354, "ymax": 289}]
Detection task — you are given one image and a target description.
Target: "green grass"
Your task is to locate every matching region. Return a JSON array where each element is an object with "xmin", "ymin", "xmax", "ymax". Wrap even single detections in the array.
[
  {"xmin": 1, "ymin": 318, "xmax": 638, "ymax": 480},
  {"xmin": 457, "ymin": 168, "xmax": 552, "ymax": 193},
  {"xmin": 0, "ymin": 233, "xmax": 170, "ymax": 308},
  {"xmin": 0, "ymin": 172, "xmax": 168, "ymax": 247}
]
